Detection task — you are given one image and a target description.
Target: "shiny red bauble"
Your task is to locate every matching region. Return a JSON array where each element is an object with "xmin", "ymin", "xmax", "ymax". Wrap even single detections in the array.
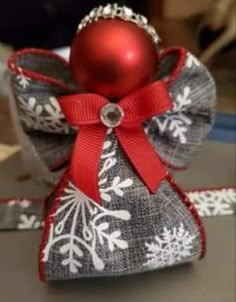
[{"xmin": 70, "ymin": 19, "xmax": 159, "ymax": 98}]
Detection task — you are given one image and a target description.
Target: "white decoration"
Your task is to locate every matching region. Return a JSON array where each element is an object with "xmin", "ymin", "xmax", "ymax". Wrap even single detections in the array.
[
  {"xmin": 18, "ymin": 214, "xmax": 43, "ymax": 229},
  {"xmin": 174, "ymin": 86, "xmax": 192, "ymax": 111},
  {"xmin": 99, "ymin": 133, "xmax": 133, "ymax": 202},
  {"xmin": 151, "ymin": 86, "xmax": 192, "ymax": 144},
  {"xmin": 188, "ymin": 188, "xmax": 236, "ymax": 217},
  {"xmin": 144, "ymin": 224, "xmax": 196, "ymax": 269},
  {"xmin": 186, "ymin": 53, "xmax": 200, "ymax": 68},
  {"xmin": 100, "ymin": 177, "xmax": 133, "ymax": 202},
  {"xmin": 18, "ymin": 96, "xmax": 69, "ymax": 133},
  {"xmin": 42, "ymin": 182, "xmax": 131, "ymax": 274},
  {"xmin": 16, "ymin": 74, "xmax": 31, "ymax": 89}
]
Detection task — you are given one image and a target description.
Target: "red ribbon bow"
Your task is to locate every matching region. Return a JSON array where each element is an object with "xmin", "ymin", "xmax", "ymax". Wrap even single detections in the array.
[{"xmin": 59, "ymin": 80, "xmax": 172, "ymax": 204}]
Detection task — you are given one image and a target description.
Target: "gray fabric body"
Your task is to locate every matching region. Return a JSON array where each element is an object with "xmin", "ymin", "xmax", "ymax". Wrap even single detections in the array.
[
  {"xmin": 0, "ymin": 187, "xmax": 235, "ymax": 231},
  {"xmin": 41, "ymin": 132, "xmax": 202, "ymax": 281}
]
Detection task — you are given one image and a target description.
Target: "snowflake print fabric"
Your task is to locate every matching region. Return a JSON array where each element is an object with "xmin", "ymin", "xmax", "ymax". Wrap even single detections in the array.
[
  {"xmin": 151, "ymin": 86, "xmax": 192, "ymax": 144},
  {"xmin": 16, "ymin": 71, "xmax": 31, "ymax": 89},
  {"xmin": 8, "ymin": 50, "xmax": 77, "ymax": 182},
  {"xmin": 39, "ymin": 132, "xmax": 204, "ymax": 281},
  {"xmin": 146, "ymin": 48, "xmax": 216, "ymax": 169},
  {"xmin": 144, "ymin": 224, "xmax": 196, "ymax": 269},
  {"xmin": 43, "ymin": 182, "xmax": 131, "ymax": 274}
]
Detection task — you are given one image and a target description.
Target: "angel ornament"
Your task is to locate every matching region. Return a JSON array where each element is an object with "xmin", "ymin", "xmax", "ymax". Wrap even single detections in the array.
[{"xmin": 8, "ymin": 4, "xmax": 216, "ymax": 281}]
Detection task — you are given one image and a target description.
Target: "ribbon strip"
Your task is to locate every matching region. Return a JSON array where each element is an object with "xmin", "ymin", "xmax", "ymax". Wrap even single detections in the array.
[
  {"xmin": 59, "ymin": 80, "xmax": 172, "ymax": 203},
  {"xmin": 0, "ymin": 187, "xmax": 235, "ymax": 231}
]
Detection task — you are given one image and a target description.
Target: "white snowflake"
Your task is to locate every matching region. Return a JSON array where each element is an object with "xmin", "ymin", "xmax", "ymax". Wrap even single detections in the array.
[
  {"xmin": 98, "ymin": 132, "xmax": 133, "ymax": 202},
  {"xmin": 18, "ymin": 214, "xmax": 43, "ymax": 229},
  {"xmin": 42, "ymin": 182, "xmax": 131, "ymax": 273},
  {"xmin": 174, "ymin": 86, "xmax": 192, "ymax": 111},
  {"xmin": 186, "ymin": 53, "xmax": 200, "ymax": 68},
  {"xmin": 16, "ymin": 74, "xmax": 31, "ymax": 89},
  {"xmin": 188, "ymin": 188, "xmax": 236, "ymax": 217},
  {"xmin": 18, "ymin": 96, "xmax": 69, "ymax": 133},
  {"xmin": 150, "ymin": 86, "xmax": 192, "ymax": 144},
  {"xmin": 100, "ymin": 177, "xmax": 133, "ymax": 202},
  {"xmin": 144, "ymin": 224, "xmax": 196, "ymax": 269}
]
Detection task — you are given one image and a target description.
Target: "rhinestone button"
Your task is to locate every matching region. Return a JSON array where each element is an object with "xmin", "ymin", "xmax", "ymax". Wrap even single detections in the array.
[{"xmin": 100, "ymin": 103, "xmax": 124, "ymax": 128}]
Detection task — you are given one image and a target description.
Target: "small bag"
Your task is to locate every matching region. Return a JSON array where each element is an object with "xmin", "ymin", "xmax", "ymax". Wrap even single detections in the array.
[{"xmin": 7, "ymin": 6, "xmax": 216, "ymax": 282}]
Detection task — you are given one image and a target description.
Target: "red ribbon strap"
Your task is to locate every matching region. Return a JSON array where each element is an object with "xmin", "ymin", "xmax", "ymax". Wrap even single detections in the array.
[{"xmin": 59, "ymin": 80, "xmax": 172, "ymax": 204}]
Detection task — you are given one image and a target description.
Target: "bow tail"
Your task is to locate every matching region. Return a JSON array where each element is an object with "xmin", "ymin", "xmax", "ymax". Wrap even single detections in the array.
[
  {"xmin": 116, "ymin": 126, "xmax": 167, "ymax": 193},
  {"xmin": 71, "ymin": 125, "xmax": 107, "ymax": 203}
]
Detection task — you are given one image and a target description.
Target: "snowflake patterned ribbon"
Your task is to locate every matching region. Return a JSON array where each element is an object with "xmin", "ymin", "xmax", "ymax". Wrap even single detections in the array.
[
  {"xmin": 1, "ymin": 187, "xmax": 235, "ymax": 231},
  {"xmin": 187, "ymin": 188, "xmax": 236, "ymax": 217}
]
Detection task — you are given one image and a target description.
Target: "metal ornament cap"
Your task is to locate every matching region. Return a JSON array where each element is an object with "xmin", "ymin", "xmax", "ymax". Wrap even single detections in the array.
[
  {"xmin": 77, "ymin": 3, "xmax": 160, "ymax": 44},
  {"xmin": 100, "ymin": 103, "xmax": 124, "ymax": 128}
]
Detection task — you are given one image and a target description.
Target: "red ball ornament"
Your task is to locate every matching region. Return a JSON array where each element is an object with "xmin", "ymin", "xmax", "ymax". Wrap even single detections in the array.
[{"xmin": 70, "ymin": 19, "xmax": 159, "ymax": 98}]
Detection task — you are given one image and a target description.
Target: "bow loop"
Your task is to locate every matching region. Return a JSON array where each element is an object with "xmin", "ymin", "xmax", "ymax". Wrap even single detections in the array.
[
  {"xmin": 120, "ymin": 81, "xmax": 173, "ymax": 125},
  {"xmin": 59, "ymin": 94, "xmax": 108, "ymax": 126}
]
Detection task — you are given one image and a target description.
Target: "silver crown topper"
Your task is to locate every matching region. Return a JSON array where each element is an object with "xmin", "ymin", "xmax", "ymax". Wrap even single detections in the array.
[{"xmin": 77, "ymin": 3, "xmax": 160, "ymax": 44}]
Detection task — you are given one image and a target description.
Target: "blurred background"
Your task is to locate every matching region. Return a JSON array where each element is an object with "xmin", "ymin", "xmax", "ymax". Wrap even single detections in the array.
[{"xmin": 0, "ymin": 0, "xmax": 235, "ymax": 160}]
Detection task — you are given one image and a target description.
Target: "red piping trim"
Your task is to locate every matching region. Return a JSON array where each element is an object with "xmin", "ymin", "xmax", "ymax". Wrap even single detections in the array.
[
  {"xmin": 159, "ymin": 46, "xmax": 187, "ymax": 87},
  {"xmin": 166, "ymin": 174, "xmax": 207, "ymax": 259},
  {"xmin": 48, "ymin": 154, "xmax": 70, "ymax": 171},
  {"xmin": 8, "ymin": 48, "xmax": 73, "ymax": 92}
]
